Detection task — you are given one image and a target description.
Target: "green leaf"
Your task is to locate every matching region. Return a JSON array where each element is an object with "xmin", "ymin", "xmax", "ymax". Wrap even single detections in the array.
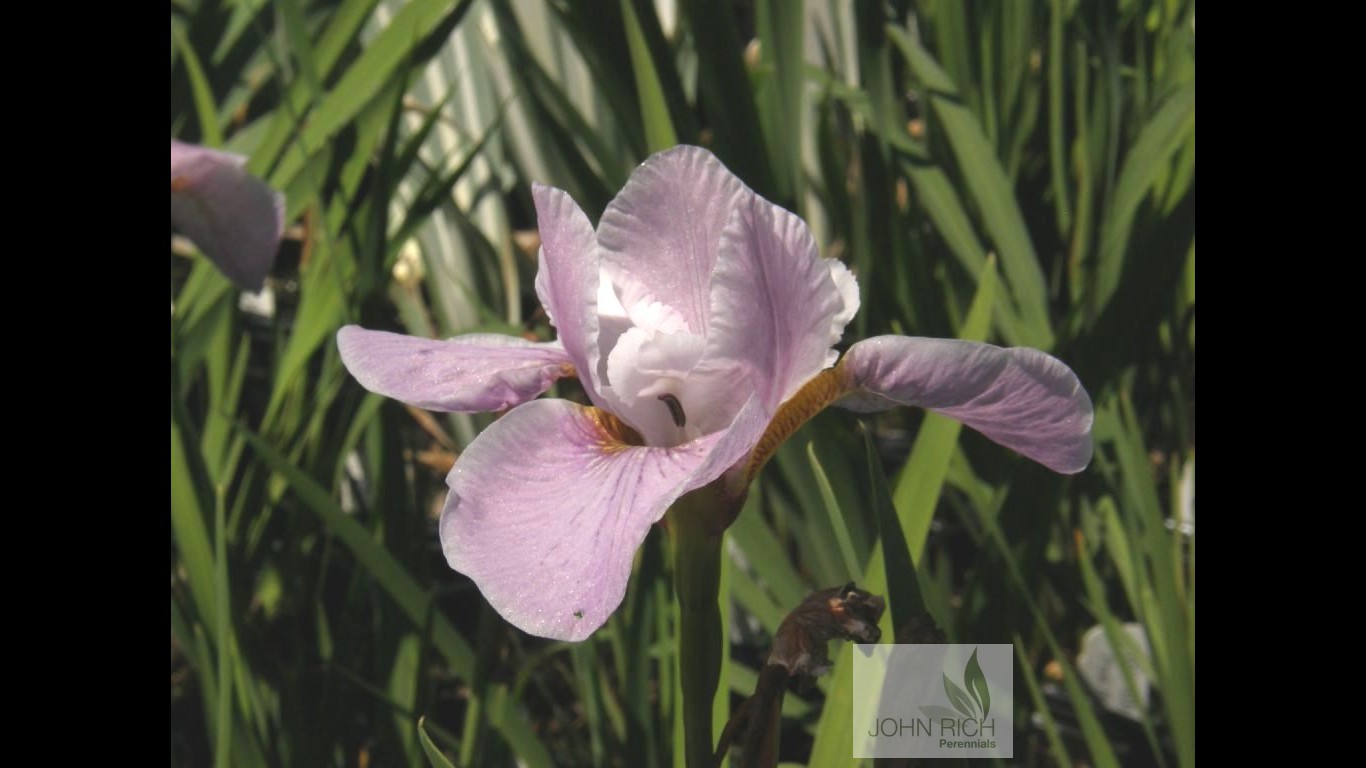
[
  {"xmin": 1092, "ymin": 84, "xmax": 1195, "ymax": 319},
  {"xmin": 170, "ymin": 417, "xmax": 216, "ymax": 636},
  {"xmin": 682, "ymin": 0, "xmax": 773, "ymax": 194},
  {"xmin": 807, "ymin": 441, "xmax": 861, "ymax": 581},
  {"xmin": 390, "ymin": 634, "xmax": 423, "ymax": 764},
  {"xmin": 863, "ymin": 430, "xmax": 927, "ymax": 636},
  {"xmin": 418, "ymin": 716, "xmax": 459, "ymax": 768},
  {"xmin": 246, "ymin": 0, "xmax": 385, "ymax": 176},
  {"xmin": 729, "ymin": 490, "xmax": 806, "ymax": 610},
  {"xmin": 213, "ymin": 484, "xmax": 231, "ymax": 768},
  {"xmin": 899, "ymin": 157, "xmax": 1031, "ymax": 345},
  {"xmin": 266, "ymin": 0, "xmax": 474, "ymax": 190},
  {"xmin": 1048, "ymin": 0, "xmax": 1073, "ymax": 237},
  {"xmin": 275, "ymin": 0, "xmax": 321, "ymax": 95},
  {"xmin": 889, "ymin": 24, "xmax": 1054, "ymax": 350},
  {"xmin": 973, "ymin": 495, "xmax": 1122, "ymax": 768},
  {"xmin": 807, "ymin": 643, "xmax": 858, "ymax": 767},
  {"xmin": 236, "ymin": 422, "xmax": 474, "ymax": 671},
  {"xmin": 1016, "ymin": 639, "xmax": 1073, "ymax": 768},
  {"xmin": 175, "ymin": 29, "xmax": 222, "ymax": 147},
  {"xmin": 237, "ymin": 421, "xmax": 554, "ymax": 766},
  {"xmin": 755, "ymin": 0, "xmax": 806, "ymax": 200},
  {"xmin": 620, "ymin": 0, "xmax": 677, "ymax": 152}
]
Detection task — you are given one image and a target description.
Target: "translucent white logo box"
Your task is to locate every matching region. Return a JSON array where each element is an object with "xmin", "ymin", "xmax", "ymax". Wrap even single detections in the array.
[{"xmin": 852, "ymin": 644, "xmax": 1014, "ymax": 758}]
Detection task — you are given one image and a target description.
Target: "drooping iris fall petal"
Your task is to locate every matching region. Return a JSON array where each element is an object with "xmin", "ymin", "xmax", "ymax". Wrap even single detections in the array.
[
  {"xmin": 336, "ymin": 327, "xmax": 575, "ymax": 412},
  {"xmin": 836, "ymin": 336, "xmax": 1094, "ymax": 474},
  {"xmin": 170, "ymin": 140, "xmax": 284, "ymax": 291},
  {"xmin": 440, "ymin": 395, "xmax": 771, "ymax": 640}
]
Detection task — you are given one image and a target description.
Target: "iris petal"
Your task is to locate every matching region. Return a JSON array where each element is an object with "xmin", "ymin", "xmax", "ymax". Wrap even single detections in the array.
[
  {"xmin": 837, "ymin": 336, "xmax": 1094, "ymax": 474},
  {"xmin": 696, "ymin": 192, "xmax": 857, "ymax": 411},
  {"xmin": 441, "ymin": 396, "xmax": 767, "ymax": 640},
  {"xmin": 533, "ymin": 184, "xmax": 606, "ymax": 406},
  {"xmin": 337, "ymin": 326, "xmax": 574, "ymax": 412},
  {"xmin": 170, "ymin": 140, "xmax": 284, "ymax": 291},
  {"xmin": 597, "ymin": 146, "xmax": 747, "ymax": 334}
]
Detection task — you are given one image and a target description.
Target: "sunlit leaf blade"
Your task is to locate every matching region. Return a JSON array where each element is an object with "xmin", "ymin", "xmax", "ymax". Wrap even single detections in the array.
[
  {"xmin": 418, "ymin": 717, "xmax": 459, "ymax": 768},
  {"xmin": 888, "ymin": 25, "xmax": 1054, "ymax": 350}
]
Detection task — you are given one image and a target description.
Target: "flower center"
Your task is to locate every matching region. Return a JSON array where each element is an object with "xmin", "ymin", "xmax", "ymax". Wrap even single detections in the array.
[{"xmin": 595, "ymin": 270, "xmax": 740, "ymax": 447}]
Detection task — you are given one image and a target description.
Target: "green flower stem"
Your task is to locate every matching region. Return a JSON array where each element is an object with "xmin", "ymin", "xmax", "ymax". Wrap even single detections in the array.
[{"xmin": 671, "ymin": 483, "xmax": 728, "ymax": 768}]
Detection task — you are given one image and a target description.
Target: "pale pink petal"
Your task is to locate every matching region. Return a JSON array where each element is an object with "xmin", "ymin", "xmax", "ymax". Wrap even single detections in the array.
[
  {"xmin": 337, "ymin": 326, "xmax": 574, "ymax": 412},
  {"xmin": 533, "ymin": 184, "xmax": 605, "ymax": 405},
  {"xmin": 170, "ymin": 140, "xmax": 284, "ymax": 291},
  {"xmin": 837, "ymin": 336, "xmax": 1094, "ymax": 474},
  {"xmin": 597, "ymin": 146, "xmax": 748, "ymax": 334},
  {"xmin": 441, "ymin": 396, "xmax": 765, "ymax": 640},
  {"xmin": 695, "ymin": 193, "xmax": 855, "ymax": 412}
]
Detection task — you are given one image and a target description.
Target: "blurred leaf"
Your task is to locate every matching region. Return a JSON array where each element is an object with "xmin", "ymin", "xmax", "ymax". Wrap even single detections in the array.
[
  {"xmin": 1092, "ymin": 83, "xmax": 1195, "ymax": 320},
  {"xmin": 864, "ymin": 429, "xmax": 927, "ymax": 635},
  {"xmin": 807, "ymin": 441, "xmax": 860, "ymax": 581},
  {"xmin": 238, "ymin": 421, "xmax": 555, "ymax": 766},
  {"xmin": 419, "ymin": 716, "xmax": 459, "ymax": 768},
  {"xmin": 171, "ymin": 413, "xmax": 216, "ymax": 637},
  {"xmin": 899, "ymin": 157, "xmax": 1031, "ymax": 344},
  {"xmin": 236, "ymin": 423, "xmax": 475, "ymax": 671},
  {"xmin": 175, "ymin": 28, "xmax": 223, "ymax": 146},
  {"xmin": 620, "ymin": 0, "xmax": 677, "ymax": 152},
  {"xmin": 1016, "ymin": 639, "xmax": 1074, "ymax": 768},
  {"xmin": 266, "ymin": 0, "xmax": 474, "ymax": 189},
  {"xmin": 247, "ymin": 0, "xmax": 385, "ymax": 175},
  {"xmin": 1077, "ymin": 531, "xmax": 1166, "ymax": 766},
  {"xmin": 730, "ymin": 489, "xmax": 807, "ymax": 610},
  {"xmin": 682, "ymin": 0, "xmax": 774, "ymax": 194},
  {"xmin": 1048, "ymin": 0, "xmax": 1072, "ymax": 236},
  {"xmin": 889, "ymin": 25, "xmax": 1054, "ymax": 349},
  {"xmin": 213, "ymin": 485, "xmax": 232, "ymax": 768},
  {"xmin": 275, "ymin": 0, "xmax": 321, "ymax": 95},
  {"xmin": 390, "ymin": 633, "xmax": 422, "ymax": 764},
  {"xmin": 807, "ymin": 643, "xmax": 857, "ymax": 767},
  {"xmin": 755, "ymin": 0, "xmax": 806, "ymax": 201}
]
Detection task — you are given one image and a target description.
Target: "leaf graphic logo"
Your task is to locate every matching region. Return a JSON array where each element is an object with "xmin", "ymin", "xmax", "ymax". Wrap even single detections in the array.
[{"xmin": 943, "ymin": 648, "xmax": 991, "ymax": 720}]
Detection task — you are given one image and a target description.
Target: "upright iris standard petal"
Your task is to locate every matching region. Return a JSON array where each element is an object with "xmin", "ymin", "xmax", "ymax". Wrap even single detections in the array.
[
  {"xmin": 170, "ymin": 140, "xmax": 284, "ymax": 291},
  {"xmin": 337, "ymin": 326, "xmax": 575, "ymax": 412},
  {"xmin": 440, "ymin": 396, "xmax": 768, "ymax": 641},
  {"xmin": 696, "ymin": 193, "xmax": 858, "ymax": 411},
  {"xmin": 597, "ymin": 146, "xmax": 747, "ymax": 334},
  {"xmin": 836, "ymin": 336, "xmax": 1094, "ymax": 473},
  {"xmin": 533, "ymin": 184, "xmax": 605, "ymax": 405}
]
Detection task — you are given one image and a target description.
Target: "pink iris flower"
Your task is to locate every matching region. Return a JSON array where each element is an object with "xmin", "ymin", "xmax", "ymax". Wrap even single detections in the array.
[
  {"xmin": 337, "ymin": 146, "xmax": 1092, "ymax": 641},
  {"xmin": 171, "ymin": 139, "xmax": 285, "ymax": 291}
]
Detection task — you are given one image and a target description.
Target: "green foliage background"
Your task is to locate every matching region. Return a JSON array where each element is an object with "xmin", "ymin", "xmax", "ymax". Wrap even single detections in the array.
[{"xmin": 171, "ymin": 0, "xmax": 1194, "ymax": 765}]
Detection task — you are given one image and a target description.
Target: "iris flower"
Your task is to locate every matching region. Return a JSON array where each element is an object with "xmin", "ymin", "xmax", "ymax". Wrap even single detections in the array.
[
  {"xmin": 171, "ymin": 139, "xmax": 285, "ymax": 291},
  {"xmin": 337, "ymin": 146, "xmax": 1091, "ymax": 641}
]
